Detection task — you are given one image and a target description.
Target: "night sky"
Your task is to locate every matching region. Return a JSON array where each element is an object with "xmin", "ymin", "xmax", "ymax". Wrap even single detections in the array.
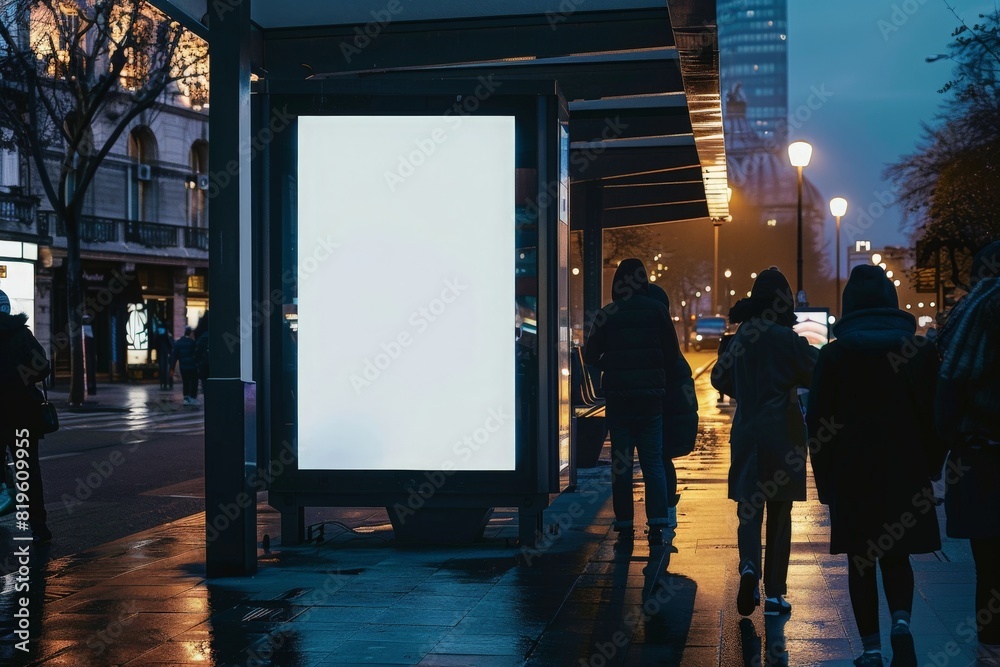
[{"xmin": 787, "ymin": 0, "xmax": 995, "ymax": 253}]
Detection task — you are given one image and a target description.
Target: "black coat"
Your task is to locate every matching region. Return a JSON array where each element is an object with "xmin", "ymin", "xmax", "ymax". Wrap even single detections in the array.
[
  {"xmin": 712, "ymin": 317, "xmax": 817, "ymax": 502},
  {"xmin": 0, "ymin": 312, "xmax": 49, "ymax": 426},
  {"xmin": 807, "ymin": 308, "xmax": 944, "ymax": 556},
  {"xmin": 171, "ymin": 335, "xmax": 198, "ymax": 372},
  {"xmin": 935, "ymin": 278, "xmax": 1000, "ymax": 539},
  {"xmin": 584, "ymin": 267, "xmax": 680, "ymax": 419}
]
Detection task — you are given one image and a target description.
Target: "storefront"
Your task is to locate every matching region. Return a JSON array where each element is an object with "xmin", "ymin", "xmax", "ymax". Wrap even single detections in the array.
[{"xmin": 0, "ymin": 239, "xmax": 39, "ymax": 329}]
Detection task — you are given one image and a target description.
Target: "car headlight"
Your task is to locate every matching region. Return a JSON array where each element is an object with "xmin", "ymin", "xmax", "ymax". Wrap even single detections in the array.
[{"xmin": 695, "ymin": 334, "xmax": 703, "ymax": 341}]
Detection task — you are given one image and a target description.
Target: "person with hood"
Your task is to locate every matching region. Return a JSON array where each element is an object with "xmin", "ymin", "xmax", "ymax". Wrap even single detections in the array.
[
  {"xmin": 649, "ymin": 282, "xmax": 699, "ymax": 528},
  {"xmin": 711, "ymin": 267, "xmax": 817, "ymax": 617},
  {"xmin": 584, "ymin": 258, "xmax": 679, "ymax": 546},
  {"xmin": 807, "ymin": 265, "xmax": 943, "ymax": 667},
  {"xmin": 935, "ymin": 240, "xmax": 1000, "ymax": 666},
  {"xmin": 0, "ymin": 289, "xmax": 52, "ymax": 543},
  {"xmin": 170, "ymin": 326, "xmax": 199, "ymax": 405}
]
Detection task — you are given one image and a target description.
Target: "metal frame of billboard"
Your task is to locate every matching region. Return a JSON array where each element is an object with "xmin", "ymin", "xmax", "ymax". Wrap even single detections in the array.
[{"xmin": 255, "ymin": 79, "xmax": 571, "ymax": 546}]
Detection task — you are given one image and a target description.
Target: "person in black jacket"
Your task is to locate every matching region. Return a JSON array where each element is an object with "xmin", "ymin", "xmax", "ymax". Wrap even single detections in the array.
[
  {"xmin": 935, "ymin": 240, "xmax": 1000, "ymax": 665},
  {"xmin": 808, "ymin": 265, "xmax": 943, "ymax": 667},
  {"xmin": 712, "ymin": 267, "xmax": 818, "ymax": 617},
  {"xmin": 155, "ymin": 325, "xmax": 174, "ymax": 390},
  {"xmin": 0, "ymin": 289, "xmax": 52, "ymax": 543},
  {"xmin": 584, "ymin": 258, "xmax": 679, "ymax": 546},
  {"xmin": 170, "ymin": 326, "xmax": 199, "ymax": 405}
]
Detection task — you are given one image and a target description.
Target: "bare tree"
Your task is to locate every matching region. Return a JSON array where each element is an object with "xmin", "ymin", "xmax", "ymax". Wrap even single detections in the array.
[
  {"xmin": 602, "ymin": 226, "xmax": 662, "ymax": 269},
  {"xmin": 0, "ymin": 0, "xmax": 206, "ymax": 404},
  {"xmin": 885, "ymin": 8, "xmax": 1000, "ymax": 289}
]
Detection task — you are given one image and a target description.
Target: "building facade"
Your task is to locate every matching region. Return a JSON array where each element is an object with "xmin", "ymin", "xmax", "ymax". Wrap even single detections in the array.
[
  {"xmin": 0, "ymin": 105, "xmax": 209, "ymax": 383},
  {"xmin": 718, "ymin": 0, "xmax": 789, "ymax": 145}
]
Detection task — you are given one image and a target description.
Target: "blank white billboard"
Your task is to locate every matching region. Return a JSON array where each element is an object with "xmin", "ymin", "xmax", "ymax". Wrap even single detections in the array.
[{"xmin": 297, "ymin": 115, "xmax": 517, "ymax": 471}]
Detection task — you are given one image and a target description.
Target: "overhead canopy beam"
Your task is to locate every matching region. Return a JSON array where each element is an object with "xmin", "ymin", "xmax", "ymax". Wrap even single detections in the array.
[{"xmin": 667, "ymin": 2, "xmax": 729, "ymax": 220}]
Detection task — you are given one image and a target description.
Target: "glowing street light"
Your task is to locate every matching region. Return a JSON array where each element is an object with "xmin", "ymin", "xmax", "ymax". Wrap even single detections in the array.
[
  {"xmin": 788, "ymin": 141, "xmax": 813, "ymax": 305},
  {"xmin": 829, "ymin": 197, "xmax": 848, "ymax": 317}
]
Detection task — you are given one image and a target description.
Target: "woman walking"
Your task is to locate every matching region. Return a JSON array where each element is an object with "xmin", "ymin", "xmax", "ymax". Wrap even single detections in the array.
[
  {"xmin": 712, "ymin": 267, "xmax": 818, "ymax": 617},
  {"xmin": 807, "ymin": 265, "xmax": 944, "ymax": 667}
]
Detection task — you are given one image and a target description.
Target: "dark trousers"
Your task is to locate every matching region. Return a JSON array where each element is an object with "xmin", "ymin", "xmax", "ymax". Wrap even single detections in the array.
[
  {"xmin": 972, "ymin": 537, "xmax": 1000, "ymax": 644},
  {"xmin": 737, "ymin": 500, "xmax": 792, "ymax": 597},
  {"xmin": 180, "ymin": 369, "xmax": 199, "ymax": 399},
  {"xmin": 158, "ymin": 355, "xmax": 172, "ymax": 387},
  {"xmin": 609, "ymin": 414, "xmax": 669, "ymax": 528},
  {"xmin": 846, "ymin": 553, "xmax": 913, "ymax": 638},
  {"xmin": 6, "ymin": 431, "xmax": 47, "ymax": 531}
]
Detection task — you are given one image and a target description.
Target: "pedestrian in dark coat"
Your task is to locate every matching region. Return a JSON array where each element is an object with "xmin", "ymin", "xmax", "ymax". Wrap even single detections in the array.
[
  {"xmin": 807, "ymin": 264, "xmax": 943, "ymax": 667},
  {"xmin": 155, "ymin": 326, "xmax": 174, "ymax": 389},
  {"xmin": 935, "ymin": 240, "xmax": 1000, "ymax": 664},
  {"xmin": 170, "ymin": 326, "xmax": 199, "ymax": 405},
  {"xmin": 0, "ymin": 289, "xmax": 52, "ymax": 543},
  {"xmin": 711, "ymin": 267, "xmax": 817, "ymax": 617},
  {"xmin": 584, "ymin": 258, "xmax": 679, "ymax": 546}
]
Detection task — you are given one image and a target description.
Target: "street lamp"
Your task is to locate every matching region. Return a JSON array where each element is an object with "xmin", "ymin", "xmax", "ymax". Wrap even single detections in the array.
[
  {"xmin": 829, "ymin": 197, "xmax": 848, "ymax": 317},
  {"xmin": 711, "ymin": 186, "xmax": 734, "ymax": 314},
  {"xmin": 788, "ymin": 141, "xmax": 813, "ymax": 306},
  {"xmin": 724, "ymin": 269, "xmax": 732, "ymax": 308}
]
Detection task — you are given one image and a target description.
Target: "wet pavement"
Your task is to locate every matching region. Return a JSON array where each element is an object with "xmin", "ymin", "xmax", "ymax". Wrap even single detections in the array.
[{"xmin": 0, "ymin": 366, "xmax": 983, "ymax": 666}]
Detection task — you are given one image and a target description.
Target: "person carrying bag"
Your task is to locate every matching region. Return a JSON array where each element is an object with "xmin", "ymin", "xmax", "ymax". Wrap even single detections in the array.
[{"xmin": 0, "ymin": 289, "xmax": 53, "ymax": 543}]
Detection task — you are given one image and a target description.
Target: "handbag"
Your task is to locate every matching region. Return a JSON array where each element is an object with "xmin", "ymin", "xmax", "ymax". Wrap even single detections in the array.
[
  {"xmin": 663, "ymin": 357, "xmax": 699, "ymax": 458},
  {"xmin": 39, "ymin": 381, "xmax": 59, "ymax": 434}
]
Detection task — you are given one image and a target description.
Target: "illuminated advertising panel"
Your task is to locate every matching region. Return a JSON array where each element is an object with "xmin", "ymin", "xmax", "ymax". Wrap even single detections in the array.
[{"xmin": 297, "ymin": 115, "xmax": 516, "ymax": 471}]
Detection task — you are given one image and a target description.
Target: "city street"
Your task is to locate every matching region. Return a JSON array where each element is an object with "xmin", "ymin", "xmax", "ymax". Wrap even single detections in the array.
[
  {"xmin": 0, "ymin": 354, "xmax": 982, "ymax": 666},
  {"xmin": 3, "ymin": 385, "xmax": 206, "ymax": 560}
]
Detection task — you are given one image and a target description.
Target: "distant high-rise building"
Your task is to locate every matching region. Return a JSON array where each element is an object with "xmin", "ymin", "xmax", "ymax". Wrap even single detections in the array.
[{"xmin": 718, "ymin": 0, "xmax": 789, "ymax": 144}]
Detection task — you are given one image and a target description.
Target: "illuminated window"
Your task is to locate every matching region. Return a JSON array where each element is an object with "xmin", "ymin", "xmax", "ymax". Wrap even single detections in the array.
[{"xmin": 187, "ymin": 274, "xmax": 206, "ymax": 292}]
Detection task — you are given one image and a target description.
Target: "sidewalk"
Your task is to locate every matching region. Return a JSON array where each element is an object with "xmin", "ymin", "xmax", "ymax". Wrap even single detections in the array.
[
  {"xmin": 44, "ymin": 380, "xmax": 190, "ymax": 412},
  {"xmin": 0, "ymin": 372, "xmax": 982, "ymax": 666}
]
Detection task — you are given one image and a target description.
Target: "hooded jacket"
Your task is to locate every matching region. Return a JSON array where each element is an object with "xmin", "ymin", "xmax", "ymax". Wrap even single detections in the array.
[
  {"xmin": 583, "ymin": 259, "xmax": 680, "ymax": 418},
  {"xmin": 806, "ymin": 265, "xmax": 943, "ymax": 555},
  {"xmin": 711, "ymin": 267, "xmax": 818, "ymax": 502}
]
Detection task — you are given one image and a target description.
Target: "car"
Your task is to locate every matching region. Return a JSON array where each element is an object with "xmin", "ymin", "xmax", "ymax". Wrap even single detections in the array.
[{"xmin": 690, "ymin": 316, "xmax": 727, "ymax": 351}]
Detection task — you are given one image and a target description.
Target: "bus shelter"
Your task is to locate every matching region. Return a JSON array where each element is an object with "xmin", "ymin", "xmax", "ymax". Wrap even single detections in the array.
[{"xmin": 148, "ymin": 0, "xmax": 727, "ymax": 577}]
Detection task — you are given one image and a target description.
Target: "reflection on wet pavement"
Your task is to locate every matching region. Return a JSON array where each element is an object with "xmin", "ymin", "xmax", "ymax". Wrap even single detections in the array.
[{"xmin": 0, "ymin": 358, "xmax": 982, "ymax": 665}]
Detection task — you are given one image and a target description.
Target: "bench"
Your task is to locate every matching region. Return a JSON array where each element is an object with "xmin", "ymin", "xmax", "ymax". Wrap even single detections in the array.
[{"xmin": 572, "ymin": 345, "xmax": 607, "ymax": 468}]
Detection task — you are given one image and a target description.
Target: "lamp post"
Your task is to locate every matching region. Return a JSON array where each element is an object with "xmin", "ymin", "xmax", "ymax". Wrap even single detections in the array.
[
  {"xmin": 712, "ymin": 187, "xmax": 734, "ymax": 314},
  {"xmin": 724, "ymin": 268, "xmax": 732, "ymax": 309},
  {"xmin": 787, "ymin": 141, "xmax": 813, "ymax": 306},
  {"xmin": 829, "ymin": 197, "xmax": 848, "ymax": 317}
]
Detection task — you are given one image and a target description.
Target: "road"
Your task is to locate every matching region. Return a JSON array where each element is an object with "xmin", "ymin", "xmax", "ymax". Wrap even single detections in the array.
[{"xmin": 1, "ymin": 390, "xmax": 206, "ymax": 560}]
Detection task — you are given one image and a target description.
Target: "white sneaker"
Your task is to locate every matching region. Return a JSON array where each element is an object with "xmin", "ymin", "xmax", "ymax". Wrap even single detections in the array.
[{"xmin": 183, "ymin": 397, "xmax": 193, "ymax": 405}]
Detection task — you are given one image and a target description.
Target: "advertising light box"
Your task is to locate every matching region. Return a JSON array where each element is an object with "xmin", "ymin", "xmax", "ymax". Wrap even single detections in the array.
[{"xmin": 296, "ymin": 115, "xmax": 516, "ymax": 471}]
